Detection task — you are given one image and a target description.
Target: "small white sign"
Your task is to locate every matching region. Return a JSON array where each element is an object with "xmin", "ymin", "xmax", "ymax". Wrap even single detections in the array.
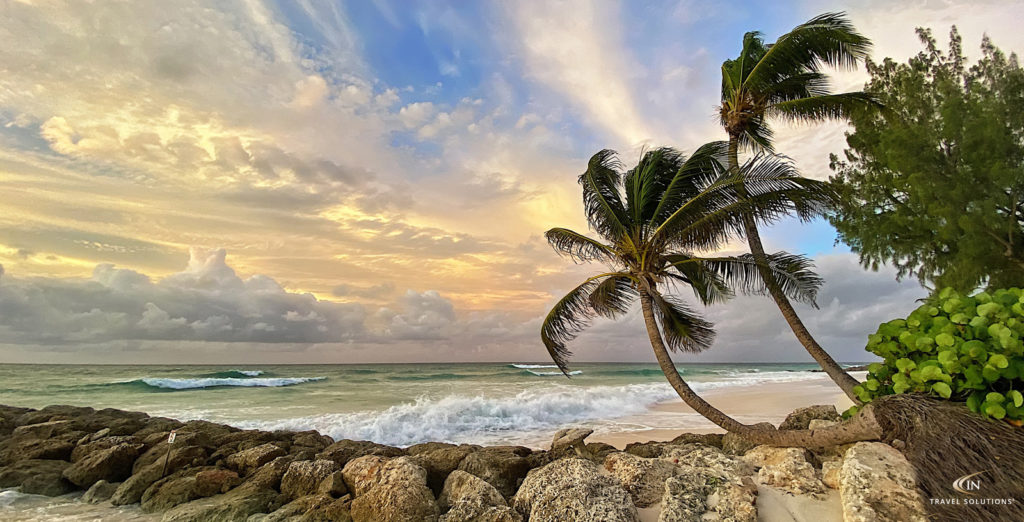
[{"xmin": 168, "ymin": 430, "xmax": 177, "ymax": 444}]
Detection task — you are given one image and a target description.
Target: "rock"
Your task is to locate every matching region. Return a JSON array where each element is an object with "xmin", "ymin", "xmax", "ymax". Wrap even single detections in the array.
[
  {"xmin": 456, "ymin": 446, "xmax": 532, "ymax": 499},
  {"xmin": 584, "ymin": 442, "xmax": 618, "ymax": 460},
  {"xmin": 316, "ymin": 440, "xmax": 405, "ymax": 468},
  {"xmin": 780, "ymin": 405, "xmax": 841, "ymax": 430},
  {"xmin": 11, "ymin": 419, "xmax": 77, "ymax": 439},
  {"xmin": 194, "ymin": 468, "xmax": 241, "ymax": 495},
  {"xmin": 71, "ymin": 435, "xmax": 140, "ymax": 462},
  {"xmin": 82, "ymin": 479, "xmax": 121, "ymax": 504},
  {"xmin": 134, "ymin": 443, "xmax": 208, "ymax": 474},
  {"xmin": 407, "ymin": 442, "xmax": 457, "ymax": 455},
  {"xmin": 603, "ymin": 452, "xmax": 680, "ymax": 508},
  {"xmin": 344, "ymin": 456, "xmax": 438, "ymax": 522},
  {"xmin": 839, "ymin": 442, "xmax": 928, "ymax": 522},
  {"xmin": 623, "ymin": 441, "xmax": 666, "ymax": 458},
  {"xmin": 512, "ymin": 458, "xmax": 638, "ymax": 522},
  {"xmin": 259, "ymin": 493, "xmax": 353, "ymax": 522},
  {"xmin": 349, "ymin": 479, "xmax": 439, "ymax": 522},
  {"xmin": 743, "ymin": 446, "xmax": 825, "ymax": 497},
  {"xmin": 280, "ymin": 459, "xmax": 344, "ymax": 500},
  {"xmin": 821, "ymin": 459, "xmax": 841, "ymax": 489},
  {"xmin": 0, "ymin": 459, "xmax": 75, "ymax": 496},
  {"xmin": 63, "ymin": 442, "xmax": 145, "ymax": 488},
  {"xmin": 438, "ymin": 470, "xmax": 507, "ymax": 512},
  {"xmin": 659, "ymin": 470, "xmax": 757, "ymax": 522},
  {"xmin": 141, "ymin": 467, "xmax": 221, "ymax": 512},
  {"xmin": 411, "ymin": 444, "xmax": 478, "ymax": 495},
  {"xmin": 549, "ymin": 428, "xmax": 593, "ymax": 457},
  {"xmin": 0, "ymin": 432, "xmax": 78, "ymax": 463},
  {"xmin": 721, "ymin": 422, "xmax": 776, "ymax": 455},
  {"xmin": 291, "ymin": 431, "xmax": 334, "ymax": 452},
  {"xmin": 808, "ymin": 419, "xmax": 838, "ymax": 430},
  {"xmin": 670, "ymin": 432, "xmax": 724, "ymax": 448},
  {"xmin": 160, "ymin": 483, "xmax": 284, "ymax": 522},
  {"xmin": 659, "ymin": 444, "xmax": 754, "ymax": 477},
  {"xmin": 442, "ymin": 504, "xmax": 522, "ymax": 522},
  {"xmin": 112, "ymin": 446, "xmax": 209, "ymax": 506},
  {"xmin": 342, "ymin": 455, "xmax": 389, "ymax": 497},
  {"xmin": 226, "ymin": 443, "xmax": 287, "ymax": 476},
  {"xmin": 245, "ymin": 456, "xmax": 296, "ymax": 490}
]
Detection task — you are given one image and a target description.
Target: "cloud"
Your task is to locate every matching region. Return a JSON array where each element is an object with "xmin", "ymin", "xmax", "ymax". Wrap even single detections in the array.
[{"xmin": 0, "ymin": 248, "xmax": 366, "ymax": 344}]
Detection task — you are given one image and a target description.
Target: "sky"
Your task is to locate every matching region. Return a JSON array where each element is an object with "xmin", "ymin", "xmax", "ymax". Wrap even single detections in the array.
[{"xmin": 0, "ymin": 0, "xmax": 1020, "ymax": 365}]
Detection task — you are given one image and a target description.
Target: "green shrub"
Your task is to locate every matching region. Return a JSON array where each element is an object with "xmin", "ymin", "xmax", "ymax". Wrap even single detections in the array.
[{"xmin": 849, "ymin": 287, "xmax": 1024, "ymax": 422}]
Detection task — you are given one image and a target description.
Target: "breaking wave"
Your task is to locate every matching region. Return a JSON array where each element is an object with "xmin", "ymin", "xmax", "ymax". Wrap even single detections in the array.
[{"xmin": 116, "ymin": 376, "xmax": 325, "ymax": 390}]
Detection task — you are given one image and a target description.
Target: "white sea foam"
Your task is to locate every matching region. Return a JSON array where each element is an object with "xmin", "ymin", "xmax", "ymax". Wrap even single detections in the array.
[
  {"xmin": 510, "ymin": 364, "xmax": 559, "ymax": 369},
  {"xmin": 230, "ymin": 382, "xmax": 679, "ymax": 446},
  {"xmin": 233, "ymin": 370, "xmax": 264, "ymax": 376},
  {"xmin": 527, "ymin": 370, "xmax": 582, "ymax": 376},
  {"xmin": 139, "ymin": 376, "xmax": 324, "ymax": 390}
]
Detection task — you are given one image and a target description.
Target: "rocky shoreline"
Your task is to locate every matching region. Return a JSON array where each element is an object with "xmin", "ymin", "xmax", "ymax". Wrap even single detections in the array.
[{"xmin": 0, "ymin": 403, "xmax": 930, "ymax": 521}]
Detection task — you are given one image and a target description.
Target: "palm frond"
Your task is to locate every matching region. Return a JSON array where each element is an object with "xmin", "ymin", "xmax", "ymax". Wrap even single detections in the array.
[
  {"xmin": 541, "ymin": 272, "xmax": 632, "ymax": 374},
  {"xmin": 623, "ymin": 147, "xmax": 687, "ymax": 229},
  {"xmin": 540, "ymin": 277, "xmax": 603, "ymax": 374},
  {"xmin": 651, "ymin": 141, "xmax": 729, "ymax": 227},
  {"xmin": 746, "ymin": 12, "xmax": 871, "ymax": 89},
  {"xmin": 545, "ymin": 227, "xmax": 618, "ymax": 264},
  {"xmin": 589, "ymin": 274, "xmax": 639, "ymax": 318},
  {"xmin": 767, "ymin": 91, "xmax": 880, "ymax": 124},
  {"xmin": 579, "ymin": 150, "xmax": 632, "ymax": 246},
  {"xmin": 648, "ymin": 291, "xmax": 715, "ymax": 352},
  {"xmin": 673, "ymin": 253, "xmax": 824, "ymax": 306},
  {"xmin": 663, "ymin": 253, "xmax": 733, "ymax": 305}
]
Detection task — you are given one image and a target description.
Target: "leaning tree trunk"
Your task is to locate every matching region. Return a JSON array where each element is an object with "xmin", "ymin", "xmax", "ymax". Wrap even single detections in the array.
[
  {"xmin": 727, "ymin": 138, "xmax": 862, "ymax": 403},
  {"xmin": 639, "ymin": 290, "xmax": 882, "ymax": 448}
]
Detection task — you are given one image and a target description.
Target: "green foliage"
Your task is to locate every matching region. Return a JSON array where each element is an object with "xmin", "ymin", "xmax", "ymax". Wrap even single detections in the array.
[
  {"xmin": 828, "ymin": 27, "xmax": 1024, "ymax": 290},
  {"xmin": 849, "ymin": 288, "xmax": 1024, "ymax": 422}
]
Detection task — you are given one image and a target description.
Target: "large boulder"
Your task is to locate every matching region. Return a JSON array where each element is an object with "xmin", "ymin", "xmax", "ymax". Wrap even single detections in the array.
[
  {"xmin": 225, "ymin": 443, "xmax": 287, "ymax": 476},
  {"xmin": 439, "ymin": 470, "xmax": 507, "ymax": 512},
  {"xmin": 280, "ymin": 459, "xmax": 345, "ymax": 500},
  {"xmin": 160, "ymin": 483, "xmax": 284, "ymax": 522},
  {"xmin": 63, "ymin": 442, "xmax": 145, "ymax": 488},
  {"xmin": 512, "ymin": 458, "xmax": 638, "ymax": 522},
  {"xmin": 0, "ymin": 430, "xmax": 80, "ymax": 463},
  {"xmin": 0, "ymin": 459, "xmax": 75, "ymax": 496},
  {"xmin": 659, "ymin": 444, "xmax": 754, "ymax": 477},
  {"xmin": 721, "ymin": 422, "xmax": 776, "ymax": 455},
  {"xmin": 134, "ymin": 443, "xmax": 208, "ymax": 474},
  {"xmin": 111, "ymin": 445, "xmax": 208, "ymax": 506},
  {"xmin": 245, "ymin": 455, "xmax": 297, "ymax": 490},
  {"xmin": 438, "ymin": 471, "xmax": 522, "ymax": 522},
  {"xmin": 839, "ymin": 442, "xmax": 928, "ymax": 522},
  {"xmin": 11, "ymin": 419, "xmax": 78, "ymax": 439},
  {"xmin": 258, "ymin": 493, "xmax": 353, "ymax": 522},
  {"xmin": 71, "ymin": 435, "xmax": 140, "ymax": 463},
  {"xmin": 659, "ymin": 471, "xmax": 757, "ymax": 522},
  {"xmin": 82, "ymin": 479, "xmax": 121, "ymax": 504},
  {"xmin": 342, "ymin": 455, "xmax": 389, "ymax": 497},
  {"xmin": 348, "ymin": 457, "xmax": 438, "ymax": 522},
  {"xmin": 456, "ymin": 446, "xmax": 532, "ymax": 499},
  {"xmin": 603, "ymin": 452, "xmax": 680, "ymax": 508},
  {"xmin": 412, "ymin": 444, "xmax": 478, "ymax": 495},
  {"xmin": 743, "ymin": 446, "xmax": 825, "ymax": 497},
  {"xmin": 316, "ymin": 440, "xmax": 405, "ymax": 468},
  {"xmin": 779, "ymin": 405, "xmax": 841, "ymax": 431},
  {"xmin": 141, "ymin": 467, "xmax": 240, "ymax": 512}
]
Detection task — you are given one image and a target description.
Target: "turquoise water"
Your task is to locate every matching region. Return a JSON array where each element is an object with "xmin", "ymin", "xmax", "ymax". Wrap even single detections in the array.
[{"xmin": 0, "ymin": 362, "xmax": 842, "ymax": 447}]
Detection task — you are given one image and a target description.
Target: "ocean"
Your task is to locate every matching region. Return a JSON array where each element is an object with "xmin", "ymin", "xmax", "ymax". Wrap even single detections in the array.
[{"xmin": 0, "ymin": 362, "xmax": 836, "ymax": 448}]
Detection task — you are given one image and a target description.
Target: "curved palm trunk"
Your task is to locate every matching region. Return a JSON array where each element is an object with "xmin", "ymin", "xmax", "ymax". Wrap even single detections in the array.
[
  {"xmin": 640, "ymin": 291, "xmax": 881, "ymax": 448},
  {"xmin": 727, "ymin": 139, "xmax": 862, "ymax": 403}
]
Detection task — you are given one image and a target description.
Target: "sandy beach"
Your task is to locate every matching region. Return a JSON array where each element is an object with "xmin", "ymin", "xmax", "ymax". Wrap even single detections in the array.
[{"xmin": 593, "ymin": 373, "xmax": 862, "ymax": 449}]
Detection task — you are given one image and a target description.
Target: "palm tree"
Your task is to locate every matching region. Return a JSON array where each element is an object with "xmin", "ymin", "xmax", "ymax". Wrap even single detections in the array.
[
  {"xmin": 718, "ymin": 12, "xmax": 878, "ymax": 401},
  {"xmin": 541, "ymin": 144, "xmax": 882, "ymax": 447}
]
